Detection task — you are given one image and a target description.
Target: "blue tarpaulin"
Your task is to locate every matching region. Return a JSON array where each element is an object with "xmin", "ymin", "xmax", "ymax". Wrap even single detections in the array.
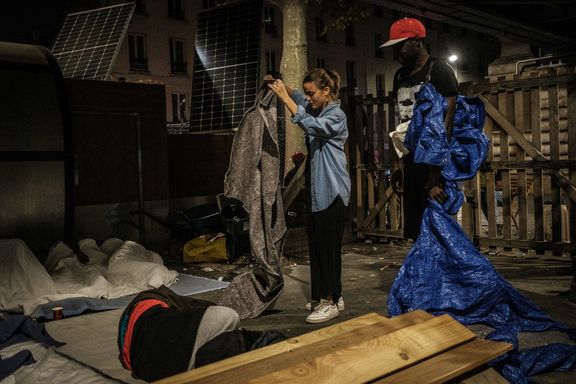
[
  {"xmin": 388, "ymin": 83, "xmax": 576, "ymax": 383},
  {"xmin": 0, "ymin": 314, "xmax": 64, "ymax": 380}
]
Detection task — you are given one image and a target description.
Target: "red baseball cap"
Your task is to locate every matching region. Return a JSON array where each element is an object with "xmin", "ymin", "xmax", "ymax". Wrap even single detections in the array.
[{"xmin": 380, "ymin": 18, "xmax": 426, "ymax": 47}]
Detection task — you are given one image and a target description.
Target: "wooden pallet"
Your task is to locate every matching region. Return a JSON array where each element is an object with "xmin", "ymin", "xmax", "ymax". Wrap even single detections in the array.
[{"xmin": 154, "ymin": 311, "xmax": 512, "ymax": 384}]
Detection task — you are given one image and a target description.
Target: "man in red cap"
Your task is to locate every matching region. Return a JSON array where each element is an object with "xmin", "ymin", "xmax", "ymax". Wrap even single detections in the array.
[{"xmin": 381, "ymin": 17, "xmax": 459, "ymax": 241}]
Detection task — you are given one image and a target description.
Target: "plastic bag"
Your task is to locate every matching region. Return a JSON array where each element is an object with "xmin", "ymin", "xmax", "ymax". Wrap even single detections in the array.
[{"xmin": 183, "ymin": 234, "xmax": 227, "ymax": 263}]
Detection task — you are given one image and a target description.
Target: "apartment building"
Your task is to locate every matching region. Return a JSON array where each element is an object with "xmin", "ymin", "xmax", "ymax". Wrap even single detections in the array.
[
  {"xmin": 67, "ymin": 0, "xmax": 499, "ymax": 128},
  {"xmin": 108, "ymin": 0, "xmax": 198, "ymax": 124}
]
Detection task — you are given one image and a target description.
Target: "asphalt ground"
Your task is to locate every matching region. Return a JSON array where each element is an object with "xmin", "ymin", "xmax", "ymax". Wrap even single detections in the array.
[{"xmin": 179, "ymin": 240, "xmax": 576, "ymax": 384}]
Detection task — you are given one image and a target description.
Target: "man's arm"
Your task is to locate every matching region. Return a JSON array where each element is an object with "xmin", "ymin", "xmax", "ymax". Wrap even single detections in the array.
[
  {"xmin": 426, "ymin": 61, "xmax": 459, "ymax": 203},
  {"xmin": 444, "ymin": 95, "xmax": 456, "ymax": 140},
  {"xmin": 427, "ymin": 95, "xmax": 455, "ymax": 203},
  {"xmin": 430, "ymin": 61, "xmax": 458, "ymax": 141}
]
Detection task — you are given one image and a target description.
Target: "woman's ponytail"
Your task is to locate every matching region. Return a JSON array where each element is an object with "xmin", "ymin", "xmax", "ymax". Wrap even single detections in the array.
[{"xmin": 303, "ymin": 68, "xmax": 341, "ymax": 101}]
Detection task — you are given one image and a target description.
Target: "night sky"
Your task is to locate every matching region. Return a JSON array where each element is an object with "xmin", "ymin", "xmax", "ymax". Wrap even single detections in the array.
[{"xmin": 0, "ymin": 1, "xmax": 94, "ymax": 48}]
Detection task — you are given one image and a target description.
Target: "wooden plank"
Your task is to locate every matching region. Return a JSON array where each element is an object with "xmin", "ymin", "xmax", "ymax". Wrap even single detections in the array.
[
  {"xmin": 366, "ymin": 98, "xmax": 376, "ymax": 168},
  {"xmin": 390, "ymin": 161, "xmax": 400, "ymax": 232},
  {"xmin": 460, "ymin": 80, "xmax": 477, "ymax": 237},
  {"xmin": 548, "ymin": 85, "xmax": 562, "ymax": 244},
  {"xmin": 365, "ymin": 99, "xmax": 375, "ymax": 229},
  {"xmin": 515, "ymin": 89, "xmax": 528, "ymax": 240},
  {"xmin": 362, "ymin": 185, "xmax": 394, "ymax": 228},
  {"xmin": 478, "ymin": 237, "xmax": 576, "ymax": 253},
  {"xmin": 373, "ymin": 339, "xmax": 512, "ymax": 384},
  {"xmin": 468, "ymin": 175, "xmax": 482, "ymax": 246},
  {"xmin": 155, "ymin": 311, "xmax": 434, "ymax": 384},
  {"xmin": 376, "ymin": 103, "xmax": 387, "ymax": 229},
  {"xmin": 473, "ymin": 73, "xmax": 576, "ymax": 93},
  {"xmin": 483, "ymin": 114, "xmax": 497, "ymax": 238},
  {"xmin": 355, "ymin": 101, "xmax": 367, "ymax": 232},
  {"xmin": 386, "ymin": 99, "xmax": 396, "ymax": 167},
  {"xmin": 387, "ymin": 99, "xmax": 400, "ymax": 232},
  {"xmin": 567, "ymin": 83, "xmax": 576, "ymax": 301},
  {"xmin": 480, "ymin": 94, "xmax": 552, "ymax": 160},
  {"xmin": 531, "ymin": 88, "xmax": 545, "ymax": 243},
  {"xmin": 480, "ymin": 94, "xmax": 576, "ymax": 203},
  {"xmin": 378, "ymin": 172, "xmax": 387, "ymax": 230},
  {"xmin": 376, "ymin": 102, "xmax": 386, "ymax": 167},
  {"xmin": 499, "ymin": 91, "xmax": 512, "ymax": 240},
  {"xmin": 368, "ymin": 173, "xmax": 376, "ymax": 228},
  {"xmin": 485, "ymin": 160, "xmax": 576, "ymax": 169},
  {"xmin": 245, "ymin": 315, "xmax": 477, "ymax": 384},
  {"xmin": 363, "ymin": 96, "xmax": 395, "ymax": 106},
  {"xmin": 461, "ymin": 179, "xmax": 474, "ymax": 237},
  {"xmin": 343, "ymin": 90, "xmax": 359, "ymax": 226},
  {"xmin": 357, "ymin": 228, "xmax": 405, "ymax": 238},
  {"xmin": 460, "ymin": 367, "xmax": 509, "ymax": 384}
]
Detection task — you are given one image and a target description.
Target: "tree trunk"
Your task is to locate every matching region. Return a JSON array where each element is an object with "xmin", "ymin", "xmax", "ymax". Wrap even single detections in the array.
[{"xmin": 281, "ymin": 0, "xmax": 308, "ymax": 175}]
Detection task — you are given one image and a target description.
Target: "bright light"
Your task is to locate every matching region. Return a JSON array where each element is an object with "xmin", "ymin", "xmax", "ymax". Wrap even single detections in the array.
[{"xmin": 448, "ymin": 54, "xmax": 458, "ymax": 63}]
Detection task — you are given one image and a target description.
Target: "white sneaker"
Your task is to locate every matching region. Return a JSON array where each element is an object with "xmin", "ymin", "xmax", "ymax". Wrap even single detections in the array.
[
  {"xmin": 337, "ymin": 297, "xmax": 345, "ymax": 311},
  {"xmin": 306, "ymin": 297, "xmax": 344, "ymax": 312},
  {"xmin": 305, "ymin": 300, "xmax": 318, "ymax": 311},
  {"xmin": 305, "ymin": 299, "xmax": 340, "ymax": 324}
]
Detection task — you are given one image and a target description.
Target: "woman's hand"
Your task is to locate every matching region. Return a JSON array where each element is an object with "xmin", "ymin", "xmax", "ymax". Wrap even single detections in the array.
[
  {"xmin": 265, "ymin": 77, "xmax": 298, "ymax": 115},
  {"xmin": 268, "ymin": 79, "xmax": 290, "ymax": 102}
]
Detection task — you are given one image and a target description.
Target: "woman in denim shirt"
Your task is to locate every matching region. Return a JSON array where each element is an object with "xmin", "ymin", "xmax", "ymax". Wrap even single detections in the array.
[{"xmin": 268, "ymin": 68, "xmax": 351, "ymax": 324}]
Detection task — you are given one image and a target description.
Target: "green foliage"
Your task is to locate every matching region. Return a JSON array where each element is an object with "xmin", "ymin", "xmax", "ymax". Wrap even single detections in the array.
[{"xmin": 304, "ymin": 0, "xmax": 371, "ymax": 31}]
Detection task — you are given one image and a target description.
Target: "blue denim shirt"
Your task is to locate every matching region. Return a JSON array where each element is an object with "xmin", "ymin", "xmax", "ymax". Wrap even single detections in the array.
[{"xmin": 291, "ymin": 90, "xmax": 351, "ymax": 212}]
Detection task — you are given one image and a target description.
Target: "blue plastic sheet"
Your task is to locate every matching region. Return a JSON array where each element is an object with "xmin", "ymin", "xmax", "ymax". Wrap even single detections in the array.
[
  {"xmin": 0, "ymin": 314, "xmax": 64, "ymax": 380},
  {"xmin": 389, "ymin": 83, "xmax": 576, "ymax": 383}
]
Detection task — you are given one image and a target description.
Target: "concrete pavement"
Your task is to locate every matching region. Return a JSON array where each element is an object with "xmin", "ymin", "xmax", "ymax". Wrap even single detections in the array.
[{"xmin": 185, "ymin": 240, "xmax": 576, "ymax": 384}]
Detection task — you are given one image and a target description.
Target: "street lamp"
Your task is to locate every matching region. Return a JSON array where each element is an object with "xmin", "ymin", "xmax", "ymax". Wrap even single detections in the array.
[{"xmin": 448, "ymin": 54, "xmax": 458, "ymax": 80}]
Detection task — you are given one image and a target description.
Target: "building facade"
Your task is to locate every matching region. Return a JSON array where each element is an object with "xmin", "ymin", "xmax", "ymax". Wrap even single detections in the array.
[
  {"xmin": 109, "ymin": 0, "xmax": 198, "ymax": 124},
  {"xmin": 101, "ymin": 0, "xmax": 499, "ymax": 127}
]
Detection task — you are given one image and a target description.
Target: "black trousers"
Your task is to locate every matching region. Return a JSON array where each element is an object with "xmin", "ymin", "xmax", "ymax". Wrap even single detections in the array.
[
  {"xmin": 307, "ymin": 196, "xmax": 345, "ymax": 302},
  {"xmin": 403, "ymin": 154, "xmax": 431, "ymax": 240}
]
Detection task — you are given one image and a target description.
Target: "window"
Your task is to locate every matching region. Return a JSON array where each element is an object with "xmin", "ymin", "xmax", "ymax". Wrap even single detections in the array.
[
  {"xmin": 263, "ymin": 6, "xmax": 278, "ymax": 34},
  {"xmin": 171, "ymin": 93, "xmax": 188, "ymax": 122},
  {"xmin": 315, "ymin": 16, "xmax": 327, "ymax": 41},
  {"xmin": 316, "ymin": 57, "xmax": 325, "ymax": 69},
  {"xmin": 170, "ymin": 39, "xmax": 187, "ymax": 74},
  {"xmin": 345, "ymin": 23, "xmax": 355, "ymax": 46},
  {"xmin": 265, "ymin": 51, "xmax": 277, "ymax": 75},
  {"xmin": 128, "ymin": 34, "xmax": 147, "ymax": 71},
  {"xmin": 376, "ymin": 74, "xmax": 386, "ymax": 97},
  {"xmin": 346, "ymin": 60, "xmax": 356, "ymax": 88},
  {"xmin": 374, "ymin": 33, "xmax": 385, "ymax": 58},
  {"xmin": 168, "ymin": 0, "xmax": 184, "ymax": 19}
]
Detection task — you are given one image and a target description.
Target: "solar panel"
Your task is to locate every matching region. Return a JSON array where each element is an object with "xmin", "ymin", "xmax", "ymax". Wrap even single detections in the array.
[
  {"xmin": 51, "ymin": 2, "xmax": 135, "ymax": 80},
  {"xmin": 191, "ymin": 0, "xmax": 262, "ymax": 131}
]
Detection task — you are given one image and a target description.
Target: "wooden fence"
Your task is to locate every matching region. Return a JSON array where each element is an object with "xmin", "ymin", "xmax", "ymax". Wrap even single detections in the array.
[{"xmin": 341, "ymin": 67, "xmax": 576, "ymax": 258}]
